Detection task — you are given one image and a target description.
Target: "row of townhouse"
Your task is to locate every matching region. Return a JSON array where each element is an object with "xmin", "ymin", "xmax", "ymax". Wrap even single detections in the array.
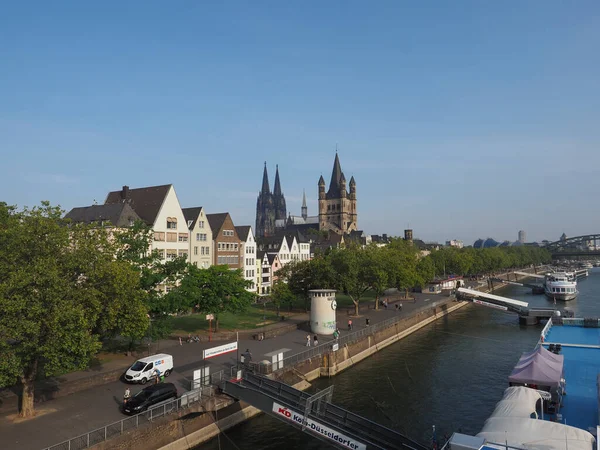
[{"xmin": 65, "ymin": 184, "xmax": 311, "ymax": 295}]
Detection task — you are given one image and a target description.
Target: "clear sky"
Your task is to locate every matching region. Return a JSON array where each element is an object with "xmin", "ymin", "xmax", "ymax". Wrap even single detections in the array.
[{"xmin": 2, "ymin": 1, "xmax": 599, "ymax": 245}]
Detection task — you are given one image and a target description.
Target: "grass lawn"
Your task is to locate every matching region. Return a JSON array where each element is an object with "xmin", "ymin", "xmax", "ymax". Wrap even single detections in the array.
[{"xmin": 170, "ymin": 304, "xmax": 302, "ymax": 335}]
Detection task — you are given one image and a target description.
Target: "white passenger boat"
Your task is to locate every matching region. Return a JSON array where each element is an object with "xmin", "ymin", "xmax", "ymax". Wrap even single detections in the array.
[{"xmin": 544, "ymin": 272, "xmax": 578, "ymax": 301}]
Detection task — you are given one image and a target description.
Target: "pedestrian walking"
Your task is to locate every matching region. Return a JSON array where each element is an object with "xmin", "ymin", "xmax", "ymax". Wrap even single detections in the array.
[
  {"xmin": 365, "ymin": 317, "xmax": 370, "ymax": 326},
  {"xmin": 395, "ymin": 304, "xmax": 399, "ymax": 312},
  {"xmin": 123, "ymin": 387, "xmax": 131, "ymax": 405},
  {"xmin": 179, "ymin": 336, "xmax": 182, "ymax": 346},
  {"xmin": 399, "ymin": 303, "xmax": 403, "ymax": 311},
  {"xmin": 306, "ymin": 334, "xmax": 311, "ymax": 347},
  {"xmin": 313, "ymin": 335, "xmax": 319, "ymax": 346},
  {"xmin": 348, "ymin": 319, "xmax": 353, "ymax": 331},
  {"xmin": 333, "ymin": 329, "xmax": 339, "ymax": 341}
]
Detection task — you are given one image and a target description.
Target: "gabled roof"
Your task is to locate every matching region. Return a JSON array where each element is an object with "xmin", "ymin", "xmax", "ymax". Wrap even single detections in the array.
[
  {"xmin": 235, "ymin": 225, "xmax": 252, "ymax": 242},
  {"xmin": 182, "ymin": 207, "xmax": 203, "ymax": 230},
  {"xmin": 267, "ymin": 253, "xmax": 280, "ymax": 265},
  {"xmin": 64, "ymin": 203, "xmax": 141, "ymax": 227},
  {"xmin": 105, "ymin": 184, "xmax": 172, "ymax": 226},
  {"xmin": 327, "ymin": 153, "xmax": 346, "ymax": 199},
  {"xmin": 206, "ymin": 213, "xmax": 230, "ymax": 235}
]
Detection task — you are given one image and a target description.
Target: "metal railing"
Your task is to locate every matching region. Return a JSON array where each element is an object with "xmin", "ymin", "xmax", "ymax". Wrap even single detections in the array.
[
  {"xmin": 44, "ymin": 384, "xmax": 220, "ymax": 450},
  {"xmin": 264, "ymin": 299, "xmax": 446, "ymax": 374},
  {"xmin": 540, "ymin": 316, "xmax": 553, "ymax": 343}
]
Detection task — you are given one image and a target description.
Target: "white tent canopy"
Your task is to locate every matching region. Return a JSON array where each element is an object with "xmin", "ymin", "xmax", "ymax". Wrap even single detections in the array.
[
  {"xmin": 489, "ymin": 387, "xmax": 541, "ymax": 419},
  {"xmin": 477, "ymin": 416, "xmax": 595, "ymax": 450}
]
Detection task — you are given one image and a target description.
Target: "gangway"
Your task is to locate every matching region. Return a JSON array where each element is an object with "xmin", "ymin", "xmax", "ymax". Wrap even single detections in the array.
[
  {"xmin": 489, "ymin": 278, "xmax": 545, "ymax": 294},
  {"xmin": 513, "ymin": 271, "xmax": 546, "ymax": 279},
  {"xmin": 221, "ymin": 371, "xmax": 427, "ymax": 450},
  {"xmin": 457, "ymin": 287, "xmax": 529, "ymax": 314},
  {"xmin": 457, "ymin": 288, "xmax": 566, "ymax": 325}
]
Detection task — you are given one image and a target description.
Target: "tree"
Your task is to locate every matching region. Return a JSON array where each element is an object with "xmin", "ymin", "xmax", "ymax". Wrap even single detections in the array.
[
  {"xmin": 363, "ymin": 245, "xmax": 392, "ymax": 310},
  {"xmin": 114, "ymin": 221, "xmax": 188, "ymax": 338},
  {"xmin": 329, "ymin": 246, "xmax": 370, "ymax": 316},
  {"xmin": 279, "ymin": 258, "xmax": 335, "ymax": 311},
  {"xmin": 0, "ymin": 202, "xmax": 148, "ymax": 417},
  {"xmin": 191, "ymin": 265, "xmax": 255, "ymax": 331},
  {"xmin": 271, "ymin": 279, "xmax": 296, "ymax": 314}
]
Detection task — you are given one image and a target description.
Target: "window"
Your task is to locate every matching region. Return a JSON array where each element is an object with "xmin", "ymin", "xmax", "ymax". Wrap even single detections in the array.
[
  {"xmin": 234, "ymin": 243, "xmax": 238, "ymax": 251},
  {"xmin": 178, "ymin": 233, "xmax": 188, "ymax": 242},
  {"xmin": 199, "ymin": 220, "xmax": 205, "ymax": 228},
  {"xmin": 167, "ymin": 217, "xmax": 177, "ymax": 229},
  {"xmin": 167, "ymin": 232, "xmax": 177, "ymax": 242},
  {"xmin": 157, "ymin": 249, "xmax": 165, "ymax": 259},
  {"xmin": 178, "ymin": 250, "xmax": 188, "ymax": 258},
  {"xmin": 201, "ymin": 247, "xmax": 205, "ymax": 255},
  {"xmin": 166, "ymin": 250, "xmax": 177, "ymax": 260},
  {"xmin": 218, "ymin": 243, "xmax": 223, "ymax": 250},
  {"xmin": 154, "ymin": 232, "xmax": 165, "ymax": 241},
  {"xmin": 205, "ymin": 246, "xmax": 209, "ymax": 255},
  {"xmin": 194, "ymin": 246, "xmax": 198, "ymax": 255},
  {"xmin": 196, "ymin": 233, "xmax": 201, "ymax": 241}
]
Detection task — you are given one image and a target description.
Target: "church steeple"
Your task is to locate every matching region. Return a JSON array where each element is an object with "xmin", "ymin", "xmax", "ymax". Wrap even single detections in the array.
[
  {"xmin": 301, "ymin": 189, "xmax": 307, "ymax": 220},
  {"xmin": 327, "ymin": 153, "xmax": 344, "ymax": 199},
  {"xmin": 261, "ymin": 162, "xmax": 270, "ymax": 194},
  {"xmin": 273, "ymin": 164, "xmax": 282, "ymax": 197}
]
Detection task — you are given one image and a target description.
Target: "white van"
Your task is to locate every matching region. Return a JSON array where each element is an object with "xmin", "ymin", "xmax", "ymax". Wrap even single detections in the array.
[{"xmin": 124, "ymin": 353, "xmax": 174, "ymax": 384}]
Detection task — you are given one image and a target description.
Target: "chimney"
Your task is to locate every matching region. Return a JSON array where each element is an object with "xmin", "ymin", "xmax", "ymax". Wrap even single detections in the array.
[{"xmin": 121, "ymin": 185, "xmax": 130, "ymax": 201}]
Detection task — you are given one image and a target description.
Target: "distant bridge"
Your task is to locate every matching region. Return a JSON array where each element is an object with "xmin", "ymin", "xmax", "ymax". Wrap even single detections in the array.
[{"xmin": 545, "ymin": 234, "xmax": 600, "ymax": 258}]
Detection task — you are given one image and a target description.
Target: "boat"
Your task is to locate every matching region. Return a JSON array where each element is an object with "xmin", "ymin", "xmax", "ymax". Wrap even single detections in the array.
[
  {"xmin": 544, "ymin": 271, "xmax": 578, "ymax": 301},
  {"xmin": 445, "ymin": 315, "xmax": 599, "ymax": 450},
  {"xmin": 581, "ymin": 262, "xmax": 593, "ymax": 270}
]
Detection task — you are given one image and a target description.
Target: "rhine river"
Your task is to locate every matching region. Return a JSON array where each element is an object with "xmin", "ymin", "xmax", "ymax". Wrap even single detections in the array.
[{"xmin": 200, "ymin": 268, "xmax": 600, "ymax": 449}]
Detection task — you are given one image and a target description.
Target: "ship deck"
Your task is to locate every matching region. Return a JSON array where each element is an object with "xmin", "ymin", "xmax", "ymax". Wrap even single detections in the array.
[{"xmin": 544, "ymin": 325, "xmax": 600, "ymax": 432}]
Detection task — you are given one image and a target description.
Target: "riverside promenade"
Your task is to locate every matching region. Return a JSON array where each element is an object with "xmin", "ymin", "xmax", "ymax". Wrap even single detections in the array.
[{"xmin": 0, "ymin": 290, "xmax": 461, "ymax": 450}]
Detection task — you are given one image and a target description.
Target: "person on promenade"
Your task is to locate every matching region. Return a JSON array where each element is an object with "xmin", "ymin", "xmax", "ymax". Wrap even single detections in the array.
[
  {"xmin": 348, "ymin": 319, "xmax": 353, "ymax": 331},
  {"xmin": 123, "ymin": 388, "xmax": 131, "ymax": 406},
  {"xmin": 400, "ymin": 303, "xmax": 403, "ymax": 311},
  {"xmin": 306, "ymin": 334, "xmax": 311, "ymax": 347},
  {"xmin": 395, "ymin": 304, "xmax": 399, "ymax": 312},
  {"xmin": 333, "ymin": 329, "xmax": 339, "ymax": 341},
  {"xmin": 365, "ymin": 317, "xmax": 370, "ymax": 326},
  {"xmin": 153, "ymin": 368, "xmax": 162, "ymax": 384},
  {"xmin": 313, "ymin": 335, "xmax": 319, "ymax": 346}
]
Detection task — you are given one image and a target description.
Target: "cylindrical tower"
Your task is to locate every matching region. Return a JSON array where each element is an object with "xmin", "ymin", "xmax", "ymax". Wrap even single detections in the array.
[{"xmin": 309, "ymin": 289, "xmax": 337, "ymax": 335}]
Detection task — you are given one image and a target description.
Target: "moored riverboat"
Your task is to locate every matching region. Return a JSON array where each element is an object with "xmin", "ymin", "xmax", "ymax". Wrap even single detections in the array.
[{"xmin": 545, "ymin": 272, "xmax": 578, "ymax": 301}]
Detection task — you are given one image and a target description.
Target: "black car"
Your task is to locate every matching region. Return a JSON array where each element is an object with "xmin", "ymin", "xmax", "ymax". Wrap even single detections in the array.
[{"xmin": 122, "ymin": 383, "xmax": 178, "ymax": 415}]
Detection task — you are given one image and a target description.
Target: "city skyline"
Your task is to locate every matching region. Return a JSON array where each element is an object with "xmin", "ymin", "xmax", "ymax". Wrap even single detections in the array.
[{"xmin": 1, "ymin": 2, "xmax": 599, "ymax": 244}]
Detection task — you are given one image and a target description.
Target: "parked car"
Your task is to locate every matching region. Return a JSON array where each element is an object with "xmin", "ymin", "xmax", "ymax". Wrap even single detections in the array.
[
  {"xmin": 122, "ymin": 383, "xmax": 178, "ymax": 415},
  {"xmin": 124, "ymin": 353, "xmax": 173, "ymax": 384}
]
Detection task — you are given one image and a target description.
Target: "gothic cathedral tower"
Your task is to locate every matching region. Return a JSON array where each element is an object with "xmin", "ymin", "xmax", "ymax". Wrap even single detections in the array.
[
  {"xmin": 318, "ymin": 153, "xmax": 357, "ymax": 234},
  {"xmin": 256, "ymin": 163, "xmax": 287, "ymax": 237}
]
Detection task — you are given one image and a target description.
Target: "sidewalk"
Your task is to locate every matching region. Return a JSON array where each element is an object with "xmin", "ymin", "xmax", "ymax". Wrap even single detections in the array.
[{"xmin": 0, "ymin": 292, "xmax": 445, "ymax": 450}]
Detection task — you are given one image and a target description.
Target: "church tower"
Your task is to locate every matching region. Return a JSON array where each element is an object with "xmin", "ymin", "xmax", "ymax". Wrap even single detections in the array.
[
  {"xmin": 256, "ymin": 163, "xmax": 276, "ymax": 237},
  {"xmin": 318, "ymin": 153, "xmax": 357, "ymax": 234}
]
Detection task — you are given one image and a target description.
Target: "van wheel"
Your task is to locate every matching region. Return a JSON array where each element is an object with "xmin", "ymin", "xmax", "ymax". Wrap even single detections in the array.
[
  {"xmin": 140, "ymin": 377, "xmax": 147, "ymax": 385},
  {"xmin": 164, "ymin": 370, "xmax": 171, "ymax": 377}
]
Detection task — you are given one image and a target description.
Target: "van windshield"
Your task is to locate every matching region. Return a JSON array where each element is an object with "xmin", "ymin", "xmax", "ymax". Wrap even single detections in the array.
[{"xmin": 130, "ymin": 361, "xmax": 146, "ymax": 371}]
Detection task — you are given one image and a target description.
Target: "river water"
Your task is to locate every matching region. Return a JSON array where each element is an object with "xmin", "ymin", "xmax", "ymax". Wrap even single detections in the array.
[{"xmin": 199, "ymin": 268, "xmax": 600, "ymax": 450}]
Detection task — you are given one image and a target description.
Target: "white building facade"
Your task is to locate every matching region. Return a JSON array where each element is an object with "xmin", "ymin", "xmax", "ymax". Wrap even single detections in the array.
[{"xmin": 183, "ymin": 207, "xmax": 213, "ymax": 268}]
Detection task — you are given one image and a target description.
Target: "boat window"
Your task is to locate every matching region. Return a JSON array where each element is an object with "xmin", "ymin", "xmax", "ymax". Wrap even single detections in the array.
[{"xmin": 561, "ymin": 288, "xmax": 565, "ymax": 293}]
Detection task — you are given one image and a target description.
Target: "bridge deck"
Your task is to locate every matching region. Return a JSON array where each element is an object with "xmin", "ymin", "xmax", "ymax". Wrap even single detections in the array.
[
  {"xmin": 457, "ymin": 287, "xmax": 528, "ymax": 308},
  {"xmin": 513, "ymin": 271, "xmax": 546, "ymax": 279}
]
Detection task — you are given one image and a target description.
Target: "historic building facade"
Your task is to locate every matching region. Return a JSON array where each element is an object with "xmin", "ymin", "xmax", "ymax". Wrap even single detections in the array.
[
  {"xmin": 318, "ymin": 153, "xmax": 357, "ymax": 234},
  {"xmin": 255, "ymin": 163, "xmax": 286, "ymax": 238}
]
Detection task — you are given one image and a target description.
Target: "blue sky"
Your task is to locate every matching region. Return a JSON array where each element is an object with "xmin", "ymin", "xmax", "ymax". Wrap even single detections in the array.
[{"xmin": 2, "ymin": 1, "xmax": 599, "ymax": 245}]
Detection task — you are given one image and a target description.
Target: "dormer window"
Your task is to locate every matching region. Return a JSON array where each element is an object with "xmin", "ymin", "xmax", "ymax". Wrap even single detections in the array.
[{"xmin": 167, "ymin": 217, "xmax": 177, "ymax": 229}]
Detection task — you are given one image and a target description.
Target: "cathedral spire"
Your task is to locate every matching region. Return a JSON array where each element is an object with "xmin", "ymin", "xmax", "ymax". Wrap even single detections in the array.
[
  {"xmin": 273, "ymin": 164, "xmax": 282, "ymax": 197},
  {"xmin": 261, "ymin": 162, "xmax": 270, "ymax": 194}
]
